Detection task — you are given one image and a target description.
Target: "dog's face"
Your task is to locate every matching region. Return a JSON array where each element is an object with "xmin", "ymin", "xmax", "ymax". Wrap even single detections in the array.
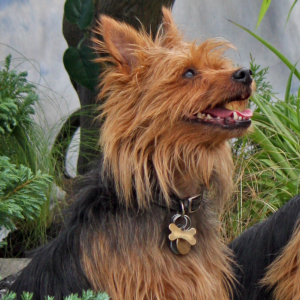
[
  {"xmin": 95, "ymin": 8, "xmax": 254, "ymax": 206},
  {"xmin": 97, "ymin": 8, "xmax": 254, "ymax": 145}
]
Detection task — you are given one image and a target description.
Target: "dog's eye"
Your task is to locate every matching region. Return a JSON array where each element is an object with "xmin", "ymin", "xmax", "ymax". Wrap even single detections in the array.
[{"xmin": 183, "ymin": 69, "xmax": 196, "ymax": 78}]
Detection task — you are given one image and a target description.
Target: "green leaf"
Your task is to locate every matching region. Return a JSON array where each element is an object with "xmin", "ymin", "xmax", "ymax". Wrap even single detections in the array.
[
  {"xmin": 256, "ymin": 0, "xmax": 272, "ymax": 28},
  {"xmin": 63, "ymin": 46, "xmax": 100, "ymax": 91},
  {"xmin": 284, "ymin": 61, "xmax": 298, "ymax": 121},
  {"xmin": 64, "ymin": 0, "xmax": 94, "ymax": 30},
  {"xmin": 21, "ymin": 292, "xmax": 33, "ymax": 300},
  {"xmin": 286, "ymin": 0, "xmax": 298, "ymax": 25}
]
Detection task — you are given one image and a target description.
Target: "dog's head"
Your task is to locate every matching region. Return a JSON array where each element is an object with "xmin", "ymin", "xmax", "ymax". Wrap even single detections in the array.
[{"xmin": 94, "ymin": 8, "xmax": 255, "ymax": 208}]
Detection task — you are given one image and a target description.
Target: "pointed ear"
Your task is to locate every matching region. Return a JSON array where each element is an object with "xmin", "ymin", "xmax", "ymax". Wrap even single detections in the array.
[
  {"xmin": 100, "ymin": 16, "xmax": 146, "ymax": 73},
  {"xmin": 160, "ymin": 7, "xmax": 182, "ymax": 48}
]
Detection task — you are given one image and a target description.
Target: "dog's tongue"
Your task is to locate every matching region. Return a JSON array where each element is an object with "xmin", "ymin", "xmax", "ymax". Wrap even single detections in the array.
[{"xmin": 202, "ymin": 108, "xmax": 253, "ymax": 118}]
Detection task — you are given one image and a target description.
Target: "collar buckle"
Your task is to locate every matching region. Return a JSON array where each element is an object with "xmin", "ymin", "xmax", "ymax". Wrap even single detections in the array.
[{"xmin": 186, "ymin": 194, "xmax": 202, "ymax": 214}]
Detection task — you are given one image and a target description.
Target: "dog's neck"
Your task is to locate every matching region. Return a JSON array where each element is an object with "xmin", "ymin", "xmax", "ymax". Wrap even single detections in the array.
[
  {"xmin": 102, "ymin": 132, "xmax": 234, "ymax": 211},
  {"xmin": 152, "ymin": 140, "xmax": 234, "ymax": 210}
]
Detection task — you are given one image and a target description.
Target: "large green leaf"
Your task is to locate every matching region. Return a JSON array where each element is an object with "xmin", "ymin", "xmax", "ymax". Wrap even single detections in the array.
[
  {"xmin": 63, "ymin": 46, "xmax": 100, "ymax": 91},
  {"xmin": 64, "ymin": 0, "xmax": 94, "ymax": 30},
  {"xmin": 256, "ymin": 0, "xmax": 272, "ymax": 28}
]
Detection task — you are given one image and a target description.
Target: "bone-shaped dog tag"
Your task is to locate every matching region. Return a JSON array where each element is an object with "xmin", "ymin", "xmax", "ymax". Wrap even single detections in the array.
[
  {"xmin": 169, "ymin": 223, "xmax": 196, "ymax": 245},
  {"xmin": 169, "ymin": 223, "xmax": 196, "ymax": 255}
]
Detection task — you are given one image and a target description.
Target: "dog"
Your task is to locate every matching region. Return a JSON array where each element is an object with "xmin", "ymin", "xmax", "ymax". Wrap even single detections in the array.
[
  {"xmin": 230, "ymin": 194, "xmax": 300, "ymax": 300},
  {"xmin": 9, "ymin": 8, "xmax": 254, "ymax": 300}
]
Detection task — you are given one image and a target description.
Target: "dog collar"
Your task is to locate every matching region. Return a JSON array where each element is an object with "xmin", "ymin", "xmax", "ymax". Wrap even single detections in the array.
[
  {"xmin": 172, "ymin": 194, "xmax": 203, "ymax": 214},
  {"xmin": 154, "ymin": 192, "xmax": 205, "ymax": 214}
]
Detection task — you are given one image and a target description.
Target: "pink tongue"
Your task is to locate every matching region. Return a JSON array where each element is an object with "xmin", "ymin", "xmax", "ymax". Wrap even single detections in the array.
[{"xmin": 202, "ymin": 108, "xmax": 253, "ymax": 118}]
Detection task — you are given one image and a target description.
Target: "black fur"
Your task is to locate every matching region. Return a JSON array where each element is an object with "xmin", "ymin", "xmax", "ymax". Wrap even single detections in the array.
[
  {"xmin": 9, "ymin": 169, "xmax": 104, "ymax": 299},
  {"xmin": 9, "ymin": 162, "xmax": 121, "ymax": 300},
  {"xmin": 9, "ymin": 161, "xmax": 194, "ymax": 300},
  {"xmin": 230, "ymin": 194, "xmax": 300, "ymax": 300},
  {"xmin": 11, "ymin": 164, "xmax": 300, "ymax": 300}
]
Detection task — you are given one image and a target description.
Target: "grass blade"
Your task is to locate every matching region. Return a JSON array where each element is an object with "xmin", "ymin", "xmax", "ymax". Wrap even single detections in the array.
[
  {"xmin": 252, "ymin": 94, "xmax": 294, "ymax": 141},
  {"xmin": 256, "ymin": 0, "xmax": 272, "ymax": 28},
  {"xmin": 286, "ymin": 0, "xmax": 298, "ymax": 26},
  {"xmin": 284, "ymin": 62, "xmax": 298, "ymax": 122},
  {"xmin": 229, "ymin": 21, "xmax": 300, "ymax": 80},
  {"xmin": 251, "ymin": 126, "xmax": 298, "ymax": 180},
  {"xmin": 297, "ymin": 85, "xmax": 300, "ymax": 128}
]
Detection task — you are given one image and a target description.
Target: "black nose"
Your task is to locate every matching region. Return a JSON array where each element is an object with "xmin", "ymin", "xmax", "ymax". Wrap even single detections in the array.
[{"xmin": 232, "ymin": 68, "xmax": 253, "ymax": 85}]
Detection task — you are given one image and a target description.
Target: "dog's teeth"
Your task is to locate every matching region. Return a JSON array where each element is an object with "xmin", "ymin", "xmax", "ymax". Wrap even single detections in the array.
[
  {"xmin": 197, "ymin": 113, "xmax": 205, "ymax": 119},
  {"xmin": 206, "ymin": 114, "xmax": 212, "ymax": 120},
  {"xmin": 233, "ymin": 111, "xmax": 238, "ymax": 120},
  {"xmin": 238, "ymin": 116, "xmax": 242, "ymax": 121},
  {"xmin": 216, "ymin": 117, "xmax": 220, "ymax": 120}
]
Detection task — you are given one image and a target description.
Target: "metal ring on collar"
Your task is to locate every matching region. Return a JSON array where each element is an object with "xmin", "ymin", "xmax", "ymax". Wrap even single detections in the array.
[{"xmin": 171, "ymin": 214, "xmax": 191, "ymax": 230}]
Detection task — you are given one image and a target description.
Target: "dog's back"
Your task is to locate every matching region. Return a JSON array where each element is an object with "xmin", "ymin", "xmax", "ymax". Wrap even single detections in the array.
[{"xmin": 230, "ymin": 194, "xmax": 300, "ymax": 300}]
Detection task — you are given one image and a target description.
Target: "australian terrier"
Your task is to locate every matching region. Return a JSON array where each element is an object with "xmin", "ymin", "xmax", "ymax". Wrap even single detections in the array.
[{"xmin": 10, "ymin": 7, "xmax": 254, "ymax": 300}]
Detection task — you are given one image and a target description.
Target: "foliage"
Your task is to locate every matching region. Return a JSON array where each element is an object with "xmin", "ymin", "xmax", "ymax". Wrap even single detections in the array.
[
  {"xmin": 0, "ymin": 55, "xmax": 37, "ymax": 135},
  {"xmin": 225, "ymin": 57, "xmax": 300, "ymax": 239},
  {"xmin": 256, "ymin": 0, "xmax": 298, "ymax": 28},
  {"xmin": 0, "ymin": 156, "xmax": 52, "ymax": 231},
  {"xmin": 63, "ymin": 0, "xmax": 100, "ymax": 91},
  {"xmin": 2, "ymin": 290, "xmax": 110, "ymax": 300},
  {"xmin": 63, "ymin": 46, "xmax": 99, "ymax": 91},
  {"xmin": 64, "ymin": 0, "xmax": 94, "ymax": 30},
  {"xmin": 256, "ymin": 0, "xmax": 272, "ymax": 28},
  {"xmin": 221, "ymin": 18, "xmax": 300, "ymax": 240},
  {"xmin": 0, "ymin": 55, "xmax": 45, "ymax": 173},
  {"xmin": 0, "ymin": 55, "xmax": 55, "ymax": 253}
]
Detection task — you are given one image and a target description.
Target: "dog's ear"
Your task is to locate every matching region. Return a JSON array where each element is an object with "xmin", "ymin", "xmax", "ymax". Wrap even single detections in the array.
[
  {"xmin": 160, "ymin": 7, "xmax": 182, "ymax": 48},
  {"xmin": 100, "ymin": 16, "xmax": 146, "ymax": 73}
]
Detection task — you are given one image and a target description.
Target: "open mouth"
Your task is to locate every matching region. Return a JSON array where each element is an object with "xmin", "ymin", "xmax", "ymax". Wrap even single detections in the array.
[
  {"xmin": 193, "ymin": 107, "xmax": 253, "ymax": 128},
  {"xmin": 189, "ymin": 96, "xmax": 253, "ymax": 129}
]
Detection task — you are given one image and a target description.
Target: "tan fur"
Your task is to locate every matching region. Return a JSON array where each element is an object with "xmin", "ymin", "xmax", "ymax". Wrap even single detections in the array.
[
  {"xmin": 83, "ymin": 7, "xmax": 255, "ymax": 300},
  {"xmin": 93, "ymin": 8, "xmax": 253, "ymax": 209},
  {"xmin": 262, "ymin": 224, "xmax": 300, "ymax": 300},
  {"xmin": 81, "ymin": 206, "xmax": 234, "ymax": 300}
]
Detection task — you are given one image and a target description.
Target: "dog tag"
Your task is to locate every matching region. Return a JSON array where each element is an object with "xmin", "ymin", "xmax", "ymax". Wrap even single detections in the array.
[
  {"xmin": 169, "ymin": 216, "xmax": 196, "ymax": 255},
  {"xmin": 176, "ymin": 239, "xmax": 191, "ymax": 255}
]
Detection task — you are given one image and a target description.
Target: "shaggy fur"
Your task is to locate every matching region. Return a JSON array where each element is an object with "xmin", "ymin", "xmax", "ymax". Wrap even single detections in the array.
[
  {"xmin": 263, "ymin": 221, "xmax": 300, "ymax": 300},
  {"xmin": 230, "ymin": 194, "xmax": 300, "ymax": 300},
  {"xmin": 10, "ymin": 8, "xmax": 254, "ymax": 300}
]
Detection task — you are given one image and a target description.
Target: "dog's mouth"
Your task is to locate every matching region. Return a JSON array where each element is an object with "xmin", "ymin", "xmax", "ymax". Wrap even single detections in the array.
[{"xmin": 189, "ymin": 95, "xmax": 253, "ymax": 129}]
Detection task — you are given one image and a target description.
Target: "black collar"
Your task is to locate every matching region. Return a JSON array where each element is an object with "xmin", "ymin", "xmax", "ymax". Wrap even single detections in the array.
[{"xmin": 154, "ymin": 192, "xmax": 205, "ymax": 214}]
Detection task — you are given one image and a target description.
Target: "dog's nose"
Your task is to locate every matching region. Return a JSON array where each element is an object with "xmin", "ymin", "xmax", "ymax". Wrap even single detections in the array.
[{"xmin": 232, "ymin": 68, "xmax": 253, "ymax": 85}]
